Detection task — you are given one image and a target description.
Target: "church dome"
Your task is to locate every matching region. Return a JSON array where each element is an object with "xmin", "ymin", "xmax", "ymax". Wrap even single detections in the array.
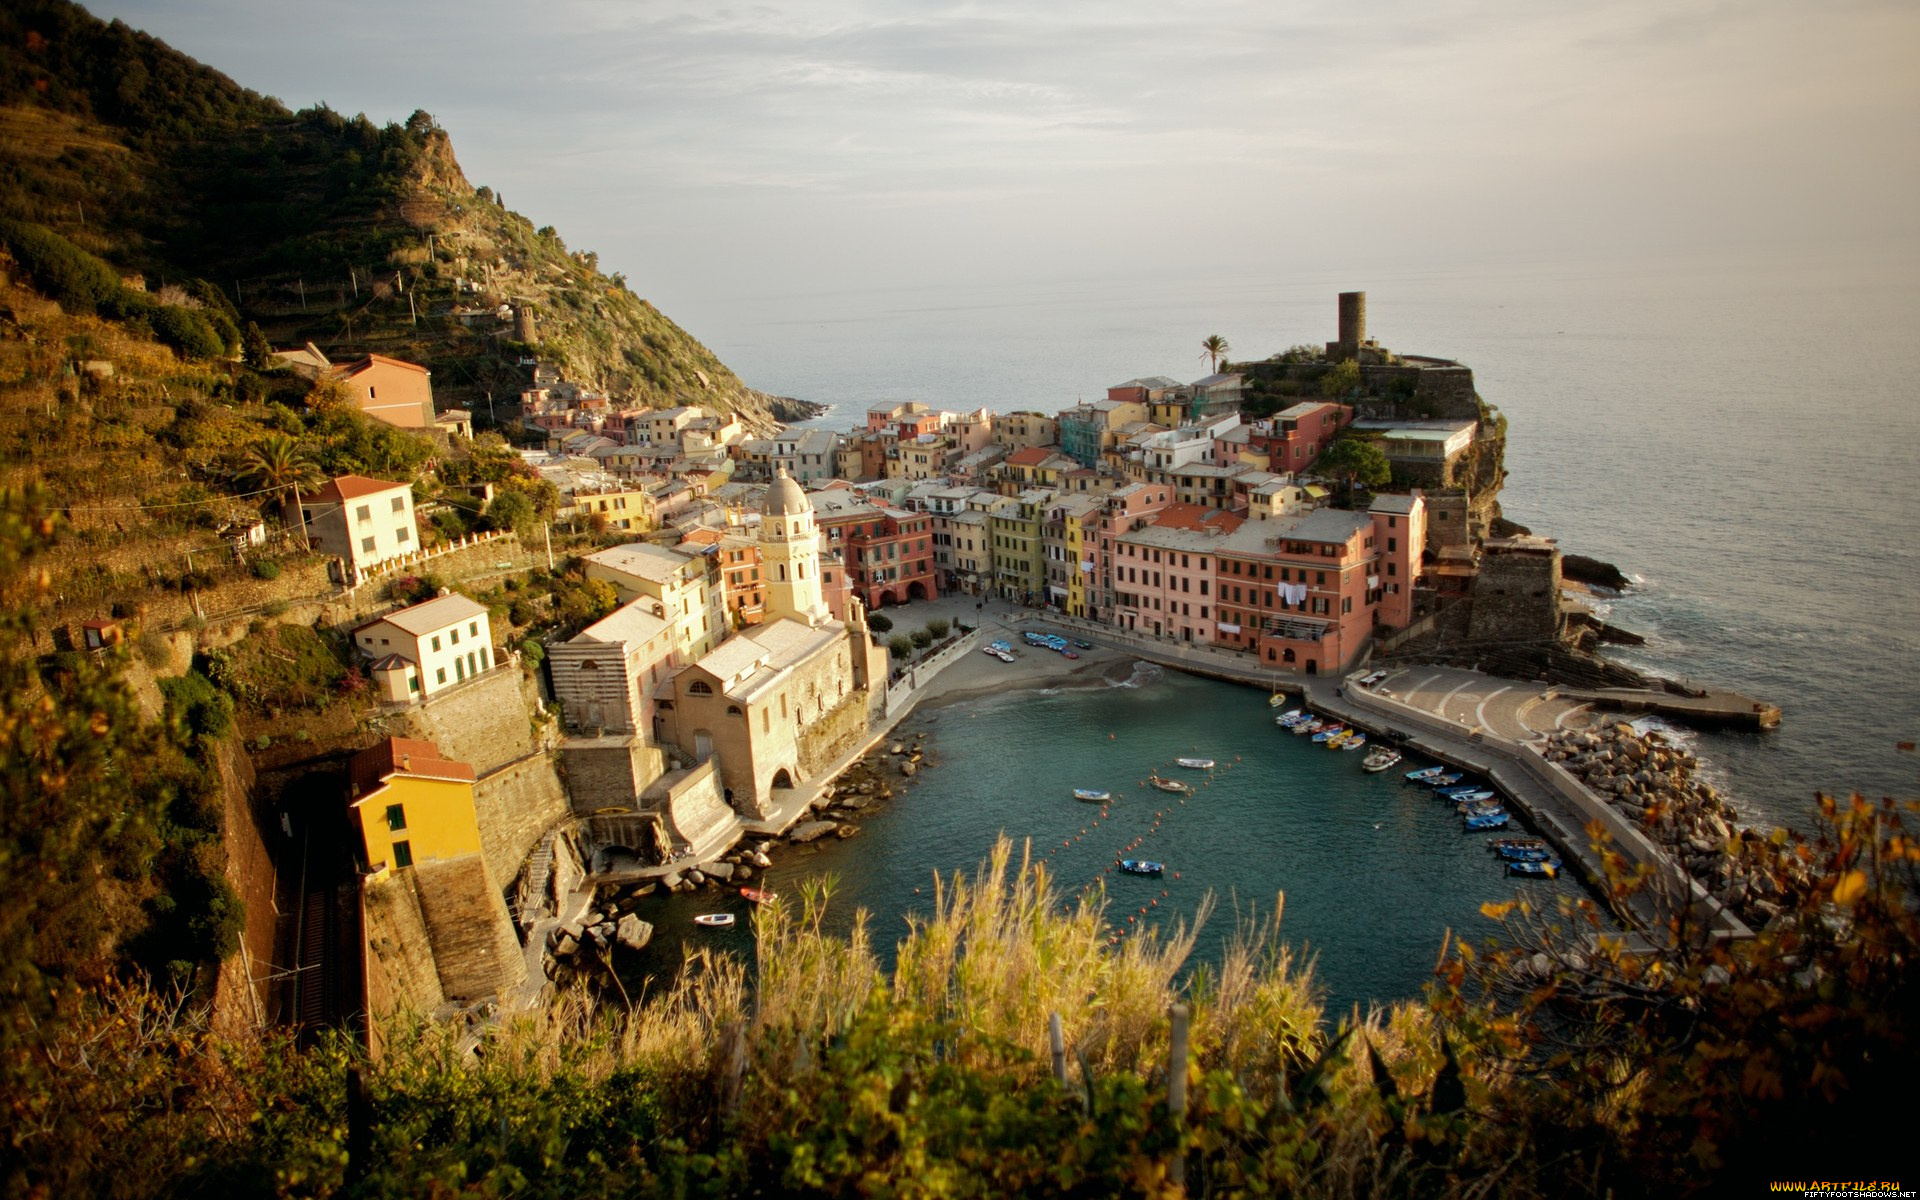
[{"xmin": 763, "ymin": 468, "xmax": 809, "ymax": 518}]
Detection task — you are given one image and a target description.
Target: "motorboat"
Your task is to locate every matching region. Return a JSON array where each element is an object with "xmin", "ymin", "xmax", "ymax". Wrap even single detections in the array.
[
  {"xmin": 993, "ymin": 649, "xmax": 1016, "ymax": 662},
  {"xmin": 1274, "ymin": 708, "xmax": 1304, "ymax": 724},
  {"xmin": 740, "ymin": 887, "xmax": 777, "ymax": 904},
  {"xmin": 1311, "ymin": 725, "xmax": 1347, "ymax": 743},
  {"xmin": 1073, "ymin": 640, "xmax": 1093, "ymax": 650},
  {"xmin": 1149, "ymin": 774, "xmax": 1193, "ymax": 795},
  {"xmin": 1362, "ymin": 749, "xmax": 1403, "ymax": 773},
  {"xmin": 1496, "ymin": 845, "xmax": 1556, "ymax": 863},
  {"xmin": 693, "ymin": 913, "xmax": 735, "ymax": 928},
  {"xmin": 1323, "ymin": 730, "xmax": 1353, "ymax": 749},
  {"xmin": 1447, "ymin": 790, "xmax": 1497, "ymax": 804},
  {"xmin": 1175, "ymin": 757, "xmax": 1215, "ymax": 770},
  {"xmin": 1507, "ymin": 859, "xmax": 1561, "ymax": 878},
  {"xmin": 1073, "ymin": 788, "xmax": 1112, "ymax": 803},
  {"xmin": 1340, "ymin": 734, "xmax": 1368, "ymax": 750},
  {"xmin": 1421, "ymin": 773, "xmax": 1464, "ymax": 788},
  {"xmin": 1433, "ymin": 784, "xmax": 1484, "ymax": 797},
  {"xmin": 1405, "ymin": 766, "xmax": 1445, "ymax": 782},
  {"xmin": 1118, "ymin": 859, "xmax": 1165, "ymax": 877},
  {"xmin": 1268, "ymin": 692, "xmax": 1289, "ymax": 707},
  {"xmin": 1462, "ymin": 811, "xmax": 1511, "ymax": 832}
]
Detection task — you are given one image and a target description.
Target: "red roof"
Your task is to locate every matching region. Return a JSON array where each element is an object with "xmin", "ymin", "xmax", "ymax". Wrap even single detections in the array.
[
  {"xmin": 1007, "ymin": 447, "xmax": 1051, "ymax": 466},
  {"xmin": 347, "ymin": 736, "xmax": 474, "ymax": 800},
  {"xmin": 301, "ymin": 474, "xmax": 411, "ymax": 504},
  {"xmin": 338, "ymin": 353, "xmax": 430, "ymax": 377},
  {"xmin": 1151, "ymin": 503, "xmax": 1244, "ymax": 534}
]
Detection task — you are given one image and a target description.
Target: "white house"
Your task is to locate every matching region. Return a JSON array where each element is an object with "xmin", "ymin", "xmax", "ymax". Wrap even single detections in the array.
[
  {"xmin": 298, "ymin": 475, "xmax": 419, "ymax": 584},
  {"xmin": 353, "ymin": 592, "xmax": 495, "ymax": 701}
]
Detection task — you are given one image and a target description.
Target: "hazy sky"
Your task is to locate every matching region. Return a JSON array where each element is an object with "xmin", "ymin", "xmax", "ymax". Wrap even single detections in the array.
[{"xmin": 88, "ymin": 0, "xmax": 1920, "ymax": 315}]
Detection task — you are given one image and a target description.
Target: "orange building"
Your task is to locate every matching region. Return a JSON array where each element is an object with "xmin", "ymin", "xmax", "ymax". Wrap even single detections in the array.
[{"xmin": 335, "ymin": 354, "xmax": 435, "ymax": 430}]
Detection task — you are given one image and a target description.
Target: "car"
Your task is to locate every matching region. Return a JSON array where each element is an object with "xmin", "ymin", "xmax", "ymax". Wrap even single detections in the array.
[
  {"xmin": 1061, "ymin": 650, "xmax": 1080, "ymax": 659},
  {"xmin": 1072, "ymin": 640, "xmax": 1093, "ymax": 649}
]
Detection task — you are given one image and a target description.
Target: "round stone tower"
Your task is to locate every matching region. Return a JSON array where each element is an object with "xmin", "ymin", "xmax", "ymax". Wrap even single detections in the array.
[
  {"xmin": 759, "ymin": 467, "xmax": 828, "ymax": 625},
  {"xmin": 1338, "ymin": 291, "xmax": 1366, "ymax": 349}
]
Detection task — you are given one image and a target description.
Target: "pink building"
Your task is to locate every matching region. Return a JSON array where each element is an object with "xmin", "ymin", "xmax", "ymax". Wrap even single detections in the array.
[
  {"xmin": 1109, "ymin": 505, "xmax": 1244, "ymax": 643},
  {"xmin": 1244, "ymin": 402, "xmax": 1353, "ymax": 475},
  {"xmin": 1082, "ymin": 482, "xmax": 1174, "ymax": 625}
]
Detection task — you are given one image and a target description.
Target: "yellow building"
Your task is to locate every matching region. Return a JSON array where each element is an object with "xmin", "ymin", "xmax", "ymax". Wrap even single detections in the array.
[
  {"xmin": 347, "ymin": 737, "xmax": 480, "ymax": 879},
  {"xmin": 584, "ymin": 541, "xmax": 722, "ymax": 660}
]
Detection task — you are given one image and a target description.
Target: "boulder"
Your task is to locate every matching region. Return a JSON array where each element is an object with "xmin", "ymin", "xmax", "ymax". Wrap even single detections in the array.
[
  {"xmin": 702, "ymin": 861, "xmax": 737, "ymax": 882},
  {"xmin": 752, "ymin": 850, "xmax": 774, "ymax": 869},
  {"xmin": 686, "ymin": 869, "xmax": 707, "ymax": 887},
  {"xmin": 899, "ymin": 761, "xmax": 917, "ymax": 777},
  {"xmin": 790, "ymin": 820, "xmax": 838, "ymax": 844},
  {"xmin": 835, "ymin": 823, "xmax": 862, "ymax": 839},
  {"xmin": 615, "ymin": 914, "xmax": 653, "ymax": 951},
  {"xmin": 661, "ymin": 871, "xmax": 685, "ymax": 892}
]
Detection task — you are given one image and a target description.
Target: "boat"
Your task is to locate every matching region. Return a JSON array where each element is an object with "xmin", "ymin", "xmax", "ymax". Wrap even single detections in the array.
[
  {"xmin": 1433, "ymin": 784, "xmax": 1483, "ymax": 797},
  {"xmin": 1362, "ymin": 749, "xmax": 1403, "ymax": 773},
  {"xmin": 1462, "ymin": 812, "xmax": 1511, "ymax": 832},
  {"xmin": 1073, "ymin": 788, "xmax": 1112, "ymax": 803},
  {"xmin": 993, "ymin": 649, "xmax": 1016, "ymax": 662},
  {"xmin": 1148, "ymin": 774, "xmax": 1193, "ymax": 795},
  {"xmin": 1118, "ymin": 859, "xmax": 1165, "ymax": 877},
  {"xmin": 1175, "ymin": 757, "xmax": 1215, "ymax": 770},
  {"xmin": 1420, "ymin": 773, "xmax": 1464, "ymax": 788},
  {"xmin": 1274, "ymin": 708, "xmax": 1303, "ymax": 724},
  {"xmin": 1311, "ymin": 725, "xmax": 1347, "ymax": 743},
  {"xmin": 740, "ymin": 887, "xmax": 777, "ymax": 904},
  {"xmin": 1405, "ymin": 766, "xmax": 1445, "ymax": 782},
  {"xmin": 693, "ymin": 913, "xmax": 735, "ymax": 928},
  {"xmin": 1497, "ymin": 845, "xmax": 1556, "ymax": 863},
  {"xmin": 1061, "ymin": 650, "xmax": 1080, "ymax": 659},
  {"xmin": 1268, "ymin": 692, "xmax": 1289, "ymax": 707},
  {"xmin": 1487, "ymin": 837, "xmax": 1547, "ymax": 855},
  {"xmin": 1507, "ymin": 859, "xmax": 1561, "ymax": 878},
  {"xmin": 1294, "ymin": 719, "xmax": 1323, "ymax": 736},
  {"xmin": 1340, "ymin": 734, "xmax": 1368, "ymax": 750},
  {"xmin": 1447, "ymin": 790, "xmax": 1497, "ymax": 804},
  {"xmin": 1323, "ymin": 730, "xmax": 1353, "ymax": 748}
]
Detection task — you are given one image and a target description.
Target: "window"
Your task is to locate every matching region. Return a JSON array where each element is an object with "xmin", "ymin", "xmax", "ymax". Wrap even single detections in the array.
[
  {"xmin": 469, "ymin": 622, "xmax": 479, "ymax": 637},
  {"xmin": 356, "ymin": 504, "xmax": 372, "ymax": 523},
  {"xmin": 360, "ymin": 536, "xmax": 376, "ymax": 553},
  {"xmin": 409, "ymin": 676, "xmax": 420, "ymax": 693},
  {"xmin": 431, "ymin": 635, "xmax": 442, "ymax": 652},
  {"xmin": 391, "ymin": 840, "xmax": 412, "ymax": 869},
  {"xmin": 386, "ymin": 804, "xmax": 407, "ymax": 831},
  {"xmin": 1387, "ymin": 537, "xmax": 1397, "ymax": 552},
  {"xmin": 396, "ymin": 527, "xmax": 410, "ymax": 544},
  {"xmin": 391, "ymin": 496, "xmax": 405, "ymax": 513},
  {"xmin": 688, "ymin": 680, "xmax": 713, "ymax": 694},
  {"xmin": 450, "ymin": 628, "xmax": 460, "ymax": 645},
  {"xmin": 435, "ymin": 667, "xmax": 447, "ymax": 684}
]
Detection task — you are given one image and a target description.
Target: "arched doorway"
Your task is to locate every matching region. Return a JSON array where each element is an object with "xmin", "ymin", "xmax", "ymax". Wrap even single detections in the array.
[
  {"xmin": 907, "ymin": 581, "xmax": 928, "ymax": 601},
  {"xmin": 771, "ymin": 767, "xmax": 795, "ymax": 789},
  {"xmin": 879, "ymin": 591, "xmax": 898, "ymax": 607}
]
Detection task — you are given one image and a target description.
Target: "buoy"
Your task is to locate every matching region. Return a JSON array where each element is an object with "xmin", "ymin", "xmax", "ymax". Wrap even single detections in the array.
[
  {"xmin": 1174, "ymin": 872, "xmax": 1182, "ymax": 879},
  {"xmin": 1109, "ymin": 733, "xmax": 1115, "ymax": 739}
]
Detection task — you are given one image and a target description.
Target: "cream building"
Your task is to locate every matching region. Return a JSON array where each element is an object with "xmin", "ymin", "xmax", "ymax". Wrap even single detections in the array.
[
  {"xmin": 298, "ymin": 475, "xmax": 420, "ymax": 584},
  {"xmin": 584, "ymin": 542, "xmax": 722, "ymax": 661},
  {"xmin": 353, "ymin": 592, "xmax": 494, "ymax": 701}
]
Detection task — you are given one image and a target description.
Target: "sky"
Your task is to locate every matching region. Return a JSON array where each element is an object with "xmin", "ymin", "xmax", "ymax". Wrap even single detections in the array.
[{"xmin": 87, "ymin": 0, "xmax": 1920, "ymax": 318}]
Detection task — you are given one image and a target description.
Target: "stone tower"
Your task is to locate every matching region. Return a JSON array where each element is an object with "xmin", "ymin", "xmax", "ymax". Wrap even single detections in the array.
[
  {"xmin": 1327, "ymin": 291, "xmax": 1367, "ymax": 362},
  {"xmin": 759, "ymin": 467, "xmax": 829, "ymax": 626}
]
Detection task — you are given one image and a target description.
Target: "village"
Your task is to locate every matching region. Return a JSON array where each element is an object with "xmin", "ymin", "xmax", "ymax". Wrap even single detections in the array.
[{"xmin": 210, "ymin": 293, "xmax": 1647, "ymax": 1040}]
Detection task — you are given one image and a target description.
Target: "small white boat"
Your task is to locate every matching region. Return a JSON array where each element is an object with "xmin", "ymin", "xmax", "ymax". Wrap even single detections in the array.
[
  {"xmin": 693, "ymin": 913, "xmax": 735, "ymax": 928},
  {"xmin": 1341, "ymin": 734, "xmax": 1368, "ymax": 750},
  {"xmin": 1274, "ymin": 708, "xmax": 1303, "ymax": 725},
  {"xmin": 1073, "ymin": 788, "xmax": 1112, "ymax": 803},
  {"xmin": 1149, "ymin": 774, "xmax": 1193, "ymax": 795},
  {"xmin": 1175, "ymin": 757, "xmax": 1214, "ymax": 770},
  {"xmin": 1362, "ymin": 749, "xmax": 1402, "ymax": 773}
]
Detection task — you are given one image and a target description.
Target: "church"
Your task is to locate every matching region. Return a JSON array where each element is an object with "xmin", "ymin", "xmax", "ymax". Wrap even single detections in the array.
[{"xmin": 652, "ymin": 469, "xmax": 888, "ymax": 818}]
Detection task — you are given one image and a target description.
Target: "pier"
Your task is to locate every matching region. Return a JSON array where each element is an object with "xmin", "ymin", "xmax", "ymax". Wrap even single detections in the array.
[{"xmin": 1550, "ymin": 686, "xmax": 1780, "ymax": 729}]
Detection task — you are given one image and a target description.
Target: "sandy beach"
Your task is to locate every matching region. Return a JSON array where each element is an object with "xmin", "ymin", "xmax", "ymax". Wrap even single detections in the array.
[{"xmin": 869, "ymin": 595, "xmax": 1141, "ymax": 715}]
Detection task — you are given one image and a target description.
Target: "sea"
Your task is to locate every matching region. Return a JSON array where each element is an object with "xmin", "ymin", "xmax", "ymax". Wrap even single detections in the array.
[{"xmin": 631, "ymin": 251, "xmax": 1920, "ymax": 1009}]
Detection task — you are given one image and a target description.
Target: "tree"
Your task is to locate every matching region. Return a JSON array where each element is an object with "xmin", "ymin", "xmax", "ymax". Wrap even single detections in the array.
[
  {"xmin": 926, "ymin": 618, "xmax": 950, "ymax": 639},
  {"xmin": 485, "ymin": 490, "xmax": 537, "ymax": 538},
  {"xmin": 1201, "ymin": 334, "xmax": 1231, "ymax": 374},
  {"xmin": 867, "ymin": 612, "xmax": 894, "ymax": 635},
  {"xmin": 1312, "ymin": 436, "xmax": 1391, "ymax": 504},
  {"xmin": 236, "ymin": 433, "xmax": 322, "ymax": 549},
  {"xmin": 1319, "ymin": 359, "xmax": 1361, "ymax": 399},
  {"xmin": 242, "ymin": 321, "xmax": 274, "ymax": 370},
  {"xmin": 887, "ymin": 635, "xmax": 913, "ymax": 662}
]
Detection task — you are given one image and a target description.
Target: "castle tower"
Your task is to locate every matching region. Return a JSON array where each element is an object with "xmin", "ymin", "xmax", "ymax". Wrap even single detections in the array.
[
  {"xmin": 1327, "ymin": 290, "xmax": 1367, "ymax": 362},
  {"xmin": 759, "ymin": 467, "xmax": 829, "ymax": 626}
]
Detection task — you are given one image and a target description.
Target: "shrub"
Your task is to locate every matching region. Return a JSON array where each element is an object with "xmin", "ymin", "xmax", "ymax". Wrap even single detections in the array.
[
  {"xmin": 262, "ymin": 599, "xmax": 290, "ymax": 618},
  {"xmin": 0, "ymin": 218, "xmax": 123, "ymax": 314},
  {"xmin": 250, "ymin": 559, "xmax": 281, "ymax": 580},
  {"xmin": 519, "ymin": 638, "xmax": 545, "ymax": 669},
  {"xmin": 910, "ymin": 628, "xmax": 933, "ymax": 650},
  {"xmin": 887, "ymin": 634, "xmax": 914, "ymax": 660},
  {"xmin": 926, "ymin": 618, "xmax": 950, "ymax": 639},
  {"xmin": 867, "ymin": 612, "xmax": 894, "ymax": 634},
  {"xmin": 158, "ymin": 671, "xmax": 233, "ymax": 741}
]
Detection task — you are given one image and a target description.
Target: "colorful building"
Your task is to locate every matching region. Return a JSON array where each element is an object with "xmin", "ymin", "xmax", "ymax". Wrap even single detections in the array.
[
  {"xmin": 347, "ymin": 737, "xmax": 480, "ymax": 879},
  {"xmin": 352, "ymin": 592, "xmax": 495, "ymax": 701}
]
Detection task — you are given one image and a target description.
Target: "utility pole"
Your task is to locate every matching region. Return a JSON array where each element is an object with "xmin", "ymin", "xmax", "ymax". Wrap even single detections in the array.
[
  {"xmin": 350, "ymin": 267, "xmax": 357, "ymax": 299},
  {"xmin": 543, "ymin": 522, "xmax": 553, "ymax": 571},
  {"xmin": 298, "ymin": 278, "xmax": 306, "ymax": 311}
]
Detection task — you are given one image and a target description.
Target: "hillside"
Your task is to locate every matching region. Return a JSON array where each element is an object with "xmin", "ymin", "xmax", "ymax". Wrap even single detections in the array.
[{"xmin": 0, "ymin": 0, "xmax": 789, "ymax": 426}]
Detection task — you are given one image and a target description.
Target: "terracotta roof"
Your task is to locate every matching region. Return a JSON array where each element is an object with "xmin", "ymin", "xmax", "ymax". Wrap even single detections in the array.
[
  {"xmin": 1151, "ymin": 504, "xmax": 1245, "ymax": 534},
  {"xmin": 347, "ymin": 736, "xmax": 474, "ymax": 800},
  {"xmin": 301, "ymin": 474, "xmax": 410, "ymax": 504},
  {"xmin": 338, "ymin": 353, "xmax": 430, "ymax": 377},
  {"xmin": 1007, "ymin": 447, "xmax": 1052, "ymax": 466}
]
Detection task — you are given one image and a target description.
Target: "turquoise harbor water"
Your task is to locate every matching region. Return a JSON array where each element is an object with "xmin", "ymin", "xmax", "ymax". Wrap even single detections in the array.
[{"xmin": 631, "ymin": 667, "xmax": 1578, "ymax": 1013}]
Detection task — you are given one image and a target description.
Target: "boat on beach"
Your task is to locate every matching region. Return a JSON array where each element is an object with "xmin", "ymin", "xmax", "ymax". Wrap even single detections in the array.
[
  {"xmin": 1362, "ymin": 749, "xmax": 1403, "ymax": 773},
  {"xmin": 1118, "ymin": 859, "xmax": 1165, "ymax": 877},
  {"xmin": 693, "ymin": 913, "xmax": 735, "ymax": 928},
  {"xmin": 1073, "ymin": 788, "xmax": 1112, "ymax": 803},
  {"xmin": 1148, "ymin": 773, "xmax": 1193, "ymax": 794},
  {"xmin": 1175, "ymin": 757, "xmax": 1215, "ymax": 769}
]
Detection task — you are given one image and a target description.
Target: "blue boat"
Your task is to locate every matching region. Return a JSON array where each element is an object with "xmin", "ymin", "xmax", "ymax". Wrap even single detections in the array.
[
  {"xmin": 1447, "ymin": 790, "xmax": 1497, "ymax": 804},
  {"xmin": 1311, "ymin": 725, "xmax": 1347, "ymax": 743},
  {"xmin": 1462, "ymin": 811, "xmax": 1510, "ymax": 832},
  {"xmin": 1422, "ymin": 773, "xmax": 1464, "ymax": 788},
  {"xmin": 1497, "ymin": 845, "xmax": 1556, "ymax": 862},
  {"xmin": 1404, "ymin": 766, "xmax": 1445, "ymax": 782},
  {"xmin": 1507, "ymin": 858, "xmax": 1561, "ymax": 878},
  {"xmin": 1118, "ymin": 859, "xmax": 1164, "ymax": 877},
  {"xmin": 1433, "ymin": 784, "xmax": 1485, "ymax": 797},
  {"xmin": 1456, "ymin": 802, "xmax": 1506, "ymax": 818}
]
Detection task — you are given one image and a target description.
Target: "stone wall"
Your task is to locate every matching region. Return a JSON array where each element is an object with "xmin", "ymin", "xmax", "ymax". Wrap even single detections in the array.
[
  {"xmin": 472, "ymin": 751, "xmax": 570, "ymax": 890},
  {"xmin": 412, "ymin": 854, "xmax": 526, "ymax": 1002},
  {"xmin": 561, "ymin": 734, "xmax": 667, "ymax": 814},
  {"xmin": 1466, "ymin": 542, "xmax": 1562, "ymax": 645},
  {"xmin": 659, "ymin": 761, "xmax": 737, "ymax": 851},
  {"xmin": 385, "ymin": 666, "xmax": 537, "ymax": 777},
  {"xmin": 210, "ymin": 735, "xmax": 279, "ymax": 1036},
  {"xmin": 362, "ymin": 871, "xmax": 447, "ymax": 1025},
  {"xmin": 798, "ymin": 685, "xmax": 880, "ymax": 776}
]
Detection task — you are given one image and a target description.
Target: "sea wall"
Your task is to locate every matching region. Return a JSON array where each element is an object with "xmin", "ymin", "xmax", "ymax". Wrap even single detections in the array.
[
  {"xmin": 362, "ymin": 870, "xmax": 447, "ymax": 1025},
  {"xmin": 473, "ymin": 751, "xmax": 570, "ymax": 892}
]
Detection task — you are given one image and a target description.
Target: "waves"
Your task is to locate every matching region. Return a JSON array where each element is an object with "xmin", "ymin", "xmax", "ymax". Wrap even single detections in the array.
[{"xmin": 1106, "ymin": 661, "xmax": 1165, "ymax": 690}]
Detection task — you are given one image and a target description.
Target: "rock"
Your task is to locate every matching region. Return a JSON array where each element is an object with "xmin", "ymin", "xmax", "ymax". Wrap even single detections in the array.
[
  {"xmin": 687, "ymin": 869, "xmax": 707, "ymax": 887},
  {"xmin": 890, "ymin": 743, "xmax": 906, "ymax": 755},
  {"xmin": 553, "ymin": 931, "xmax": 578, "ymax": 957},
  {"xmin": 662, "ymin": 871, "xmax": 684, "ymax": 892},
  {"xmin": 736, "ymin": 865, "xmax": 753, "ymax": 881},
  {"xmin": 615, "ymin": 914, "xmax": 653, "ymax": 951},
  {"xmin": 835, "ymin": 823, "xmax": 861, "ymax": 839},
  {"xmin": 899, "ymin": 761, "xmax": 917, "ymax": 777},
  {"xmin": 702, "ymin": 861, "xmax": 736, "ymax": 882},
  {"xmin": 790, "ymin": 820, "xmax": 838, "ymax": 844},
  {"xmin": 752, "ymin": 850, "xmax": 773, "ymax": 869}
]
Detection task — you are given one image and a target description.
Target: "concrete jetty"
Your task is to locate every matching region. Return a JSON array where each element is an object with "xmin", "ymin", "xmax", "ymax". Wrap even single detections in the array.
[{"xmin": 1551, "ymin": 686, "xmax": 1780, "ymax": 729}]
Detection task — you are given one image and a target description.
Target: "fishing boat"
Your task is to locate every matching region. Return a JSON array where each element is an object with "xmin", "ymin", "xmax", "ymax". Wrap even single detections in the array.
[
  {"xmin": 1362, "ymin": 749, "xmax": 1403, "ymax": 773},
  {"xmin": 1462, "ymin": 811, "xmax": 1511, "ymax": 832},
  {"xmin": 1496, "ymin": 845, "xmax": 1557, "ymax": 863},
  {"xmin": 1294, "ymin": 719, "xmax": 1324, "ymax": 736},
  {"xmin": 1433, "ymin": 784, "xmax": 1484, "ymax": 797},
  {"xmin": 1487, "ymin": 837, "xmax": 1548, "ymax": 854},
  {"xmin": 1341, "ymin": 734, "xmax": 1368, "ymax": 750},
  {"xmin": 1118, "ymin": 859, "xmax": 1165, "ymax": 877},
  {"xmin": 1274, "ymin": 708, "xmax": 1303, "ymax": 724},
  {"xmin": 1507, "ymin": 858, "xmax": 1561, "ymax": 878},
  {"xmin": 1447, "ymin": 790, "xmax": 1497, "ymax": 804},
  {"xmin": 1421, "ymin": 773, "xmax": 1464, "ymax": 788},
  {"xmin": 1405, "ymin": 766, "xmax": 1445, "ymax": 782},
  {"xmin": 1148, "ymin": 774, "xmax": 1193, "ymax": 795},
  {"xmin": 1175, "ymin": 757, "xmax": 1215, "ymax": 770},
  {"xmin": 1311, "ymin": 725, "xmax": 1347, "ymax": 743},
  {"xmin": 1073, "ymin": 788, "xmax": 1112, "ymax": 803},
  {"xmin": 693, "ymin": 913, "xmax": 735, "ymax": 928},
  {"xmin": 1323, "ymin": 729, "xmax": 1353, "ymax": 749},
  {"xmin": 739, "ymin": 887, "xmax": 777, "ymax": 904}
]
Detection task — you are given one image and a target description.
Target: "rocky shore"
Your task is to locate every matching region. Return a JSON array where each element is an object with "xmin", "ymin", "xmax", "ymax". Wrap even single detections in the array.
[{"xmin": 1540, "ymin": 722, "xmax": 1807, "ymax": 929}]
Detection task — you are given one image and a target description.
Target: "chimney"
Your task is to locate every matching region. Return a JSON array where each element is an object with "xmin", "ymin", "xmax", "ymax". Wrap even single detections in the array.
[{"xmin": 401, "ymin": 753, "xmax": 411, "ymax": 771}]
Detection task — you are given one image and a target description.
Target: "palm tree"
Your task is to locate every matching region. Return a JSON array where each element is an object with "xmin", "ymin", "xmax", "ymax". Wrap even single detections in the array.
[
  {"xmin": 1201, "ymin": 334, "xmax": 1231, "ymax": 374},
  {"xmin": 238, "ymin": 434, "xmax": 324, "ymax": 550}
]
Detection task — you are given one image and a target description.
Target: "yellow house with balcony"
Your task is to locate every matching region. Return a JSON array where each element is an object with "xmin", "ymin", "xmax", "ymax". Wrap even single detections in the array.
[{"xmin": 347, "ymin": 737, "xmax": 480, "ymax": 879}]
